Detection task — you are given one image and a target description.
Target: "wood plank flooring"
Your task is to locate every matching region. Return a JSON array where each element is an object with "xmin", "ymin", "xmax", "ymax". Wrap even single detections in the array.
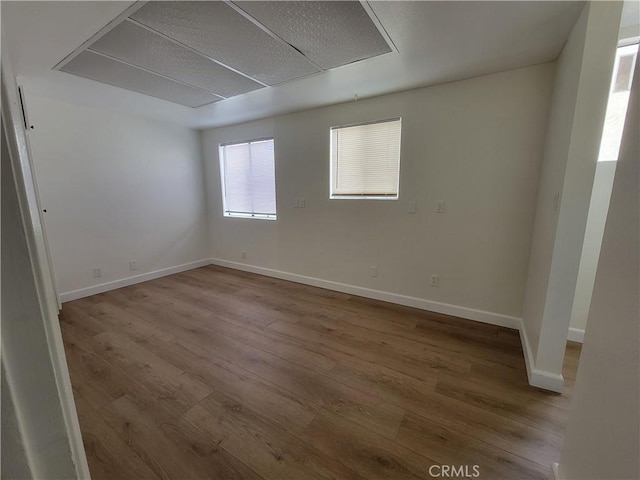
[{"xmin": 60, "ymin": 265, "xmax": 581, "ymax": 480}]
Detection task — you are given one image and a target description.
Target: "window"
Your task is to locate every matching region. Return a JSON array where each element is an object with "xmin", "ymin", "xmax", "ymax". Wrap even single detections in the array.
[
  {"xmin": 598, "ymin": 42, "xmax": 638, "ymax": 162},
  {"xmin": 219, "ymin": 138, "xmax": 277, "ymax": 219},
  {"xmin": 330, "ymin": 118, "xmax": 401, "ymax": 199}
]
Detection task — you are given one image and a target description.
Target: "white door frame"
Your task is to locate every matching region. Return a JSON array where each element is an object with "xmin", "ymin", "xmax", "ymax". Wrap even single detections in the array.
[
  {"xmin": 18, "ymin": 84, "xmax": 63, "ymax": 310},
  {"xmin": 1, "ymin": 38, "xmax": 90, "ymax": 479}
]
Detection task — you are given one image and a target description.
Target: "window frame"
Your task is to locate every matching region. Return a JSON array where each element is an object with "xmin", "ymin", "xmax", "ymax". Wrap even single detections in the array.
[
  {"xmin": 329, "ymin": 117, "xmax": 402, "ymax": 200},
  {"xmin": 612, "ymin": 42, "xmax": 638, "ymax": 93},
  {"xmin": 597, "ymin": 41, "xmax": 638, "ymax": 163},
  {"xmin": 218, "ymin": 137, "xmax": 277, "ymax": 220}
]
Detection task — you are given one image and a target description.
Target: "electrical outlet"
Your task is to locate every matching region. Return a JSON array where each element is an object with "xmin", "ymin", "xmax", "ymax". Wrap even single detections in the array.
[
  {"xmin": 241, "ymin": 251, "xmax": 247, "ymax": 260},
  {"xmin": 129, "ymin": 260, "xmax": 137, "ymax": 271},
  {"xmin": 370, "ymin": 266, "xmax": 378, "ymax": 277},
  {"xmin": 431, "ymin": 274, "xmax": 440, "ymax": 287},
  {"xmin": 436, "ymin": 200, "xmax": 445, "ymax": 213},
  {"xmin": 408, "ymin": 200, "xmax": 417, "ymax": 214},
  {"xmin": 93, "ymin": 267, "xmax": 102, "ymax": 278},
  {"xmin": 299, "ymin": 197, "xmax": 306, "ymax": 208}
]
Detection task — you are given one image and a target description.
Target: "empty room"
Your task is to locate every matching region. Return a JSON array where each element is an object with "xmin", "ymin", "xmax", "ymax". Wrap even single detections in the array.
[{"xmin": 2, "ymin": 1, "xmax": 638, "ymax": 479}]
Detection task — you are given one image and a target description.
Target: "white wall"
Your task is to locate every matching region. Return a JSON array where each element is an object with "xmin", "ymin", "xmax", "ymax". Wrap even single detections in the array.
[
  {"xmin": 520, "ymin": 2, "xmax": 622, "ymax": 389},
  {"xmin": 202, "ymin": 63, "xmax": 555, "ymax": 322},
  {"xmin": 569, "ymin": 161, "xmax": 617, "ymax": 336},
  {"xmin": 557, "ymin": 55, "xmax": 638, "ymax": 480},
  {"xmin": 521, "ymin": 5, "xmax": 588, "ymax": 358},
  {"xmin": 25, "ymin": 94, "xmax": 209, "ymax": 298},
  {"xmin": 1, "ymin": 363, "xmax": 31, "ymax": 478}
]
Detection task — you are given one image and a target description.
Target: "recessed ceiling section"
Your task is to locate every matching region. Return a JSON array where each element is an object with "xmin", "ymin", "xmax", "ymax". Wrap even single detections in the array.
[
  {"xmin": 233, "ymin": 1, "xmax": 392, "ymax": 70},
  {"xmin": 55, "ymin": 1, "xmax": 395, "ymax": 108},
  {"xmin": 60, "ymin": 51, "xmax": 221, "ymax": 108},
  {"xmin": 129, "ymin": 1, "xmax": 321, "ymax": 85},
  {"xmin": 89, "ymin": 21, "xmax": 263, "ymax": 98}
]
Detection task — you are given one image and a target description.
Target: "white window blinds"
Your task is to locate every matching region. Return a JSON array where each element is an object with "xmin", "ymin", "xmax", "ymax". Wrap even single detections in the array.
[
  {"xmin": 219, "ymin": 138, "xmax": 277, "ymax": 218},
  {"xmin": 330, "ymin": 118, "xmax": 401, "ymax": 198}
]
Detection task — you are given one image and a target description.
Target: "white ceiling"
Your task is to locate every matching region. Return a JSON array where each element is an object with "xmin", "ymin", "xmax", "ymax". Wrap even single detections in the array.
[{"xmin": 1, "ymin": 1, "xmax": 592, "ymax": 130}]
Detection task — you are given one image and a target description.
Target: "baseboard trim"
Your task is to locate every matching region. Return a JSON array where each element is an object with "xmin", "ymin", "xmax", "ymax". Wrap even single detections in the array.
[
  {"xmin": 567, "ymin": 327, "xmax": 585, "ymax": 343},
  {"xmin": 61, "ymin": 257, "xmax": 566, "ymax": 392},
  {"xmin": 208, "ymin": 258, "xmax": 521, "ymax": 330},
  {"xmin": 59, "ymin": 259, "xmax": 211, "ymax": 303},
  {"xmin": 519, "ymin": 321, "xmax": 565, "ymax": 393},
  {"xmin": 222, "ymin": 258, "xmax": 565, "ymax": 393}
]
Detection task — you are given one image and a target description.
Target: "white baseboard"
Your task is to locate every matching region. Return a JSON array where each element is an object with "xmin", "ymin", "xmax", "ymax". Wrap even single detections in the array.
[
  {"xmin": 214, "ymin": 258, "xmax": 566, "ymax": 393},
  {"xmin": 567, "ymin": 327, "xmax": 585, "ymax": 343},
  {"xmin": 208, "ymin": 258, "xmax": 521, "ymax": 330},
  {"xmin": 59, "ymin": 259, "xmax": 211, "ymax": 303},
  {"xmin": 61, "ymin": 256, "xmax": 566, "ymax": 393},
  {"xmin": 518, "ymin": 321, "xmax": 565, "ymax": 393}
]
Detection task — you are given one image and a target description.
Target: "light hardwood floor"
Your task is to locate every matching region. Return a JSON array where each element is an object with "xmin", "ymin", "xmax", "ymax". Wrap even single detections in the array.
[{"xmin": 60, "ymin": 265, "xmax": 581, "ymax": 480}]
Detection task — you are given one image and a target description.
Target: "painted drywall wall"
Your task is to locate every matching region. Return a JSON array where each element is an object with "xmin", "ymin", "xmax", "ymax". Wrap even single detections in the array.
[
  {"xmin": 1, "ymin": 363, "xmax": 32, "ymax": 478},
  {"xmin": 569, "ymin": 161, "xmax": 617, "ymax": 335},
  {"xmin": 521, "ymin": 5, "xmax": 588, "ymax": 357},
  {"xmin": 202, "ymin": 63, "xmax": 554, "ymax": 321},
  {"xmin": 520, "ymin": 2, "xmax": 622, "ymax": 386},
  {"xmin": 24, "ymin": 94, "xmax": 209, "ymax": 297},
  {"xmin": 557, "ymin": 55, "xmax": 639, "ymax": 480},
  {"xmin": 1, "ymin": 116, "xmax": 76, "ymax": 478}
]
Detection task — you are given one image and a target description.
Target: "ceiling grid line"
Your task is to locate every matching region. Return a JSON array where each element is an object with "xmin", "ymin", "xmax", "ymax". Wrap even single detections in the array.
[
  {"xmin": 129, "ymin": 1, "xmax": 321, "ymax": 86},
  {"xmin": 223, "ymin": 1, "xmax": 325, "ymax": 73},
  {"xmin": 124, "ymin": 17, "xmax": 270, "ymax": 88},
  {"xmin": 53, "ymin": 1, "xmax": 148, "ymax": 71},
  {"xmin": 85, "ymin": 48, "xmax": 228, "ymax": 99},
  {"xmin": 61, "ymin": 51, "xmax": 222, "ymax": 108},
  {"xmin": 87, "ymin": 19, "xmax": 263, "ymax": 97}
]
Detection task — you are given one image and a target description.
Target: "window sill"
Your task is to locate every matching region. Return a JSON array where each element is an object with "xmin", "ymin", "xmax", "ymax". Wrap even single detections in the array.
[
  {"xmin": 223, "ymin": 212, "xmax": 277, "ymax": 220},
  {"xmin": 330, "ymin": 195, "xmax": 398, "ymax": 200}
]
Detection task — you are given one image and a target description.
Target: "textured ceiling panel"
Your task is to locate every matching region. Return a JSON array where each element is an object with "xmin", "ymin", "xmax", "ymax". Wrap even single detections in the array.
[
  {"xmin": 89, "ymin": 20, "xmax": 263, "ymax": 98},
  {"xmin": 130, "ymin": 1, "xmax": 320, "ymax": 85},
  {"xmin": 60, "ymin": 51, "xmax": 220, "ymax": 107},
  {"xmin": 234, "ymin": 1, "xmax": 392, "ymax": 70}
]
